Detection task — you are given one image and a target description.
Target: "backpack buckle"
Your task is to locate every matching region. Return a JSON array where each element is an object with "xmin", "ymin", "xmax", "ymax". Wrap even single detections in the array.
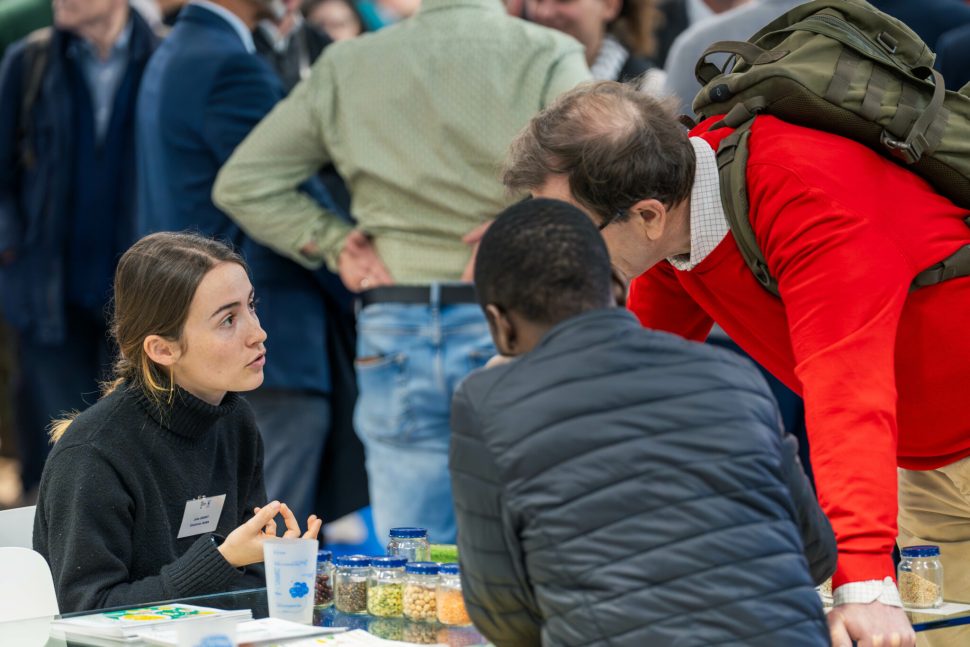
[{"xmin": 880, "ymin": 130, "xmax": 924, "ymax": 164}]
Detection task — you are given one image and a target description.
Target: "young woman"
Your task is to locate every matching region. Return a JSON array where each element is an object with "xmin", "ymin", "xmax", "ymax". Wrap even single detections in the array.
[{"xmin": 33, "ymin": 232, "xmax": 322, "ymax": 613}]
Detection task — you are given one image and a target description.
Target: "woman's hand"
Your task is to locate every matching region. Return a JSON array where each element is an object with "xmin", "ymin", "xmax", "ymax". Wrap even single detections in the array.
[
  {"xmin": 218, "ymin": 500, "xmax": 283, "ymax": 567},
  {"xmin": 278, "ymin": 502, "xmax": 323, "ymax": 540},
  {"xmin": 218, "ymin": 501, "xmax": 324, "ymax": 568}
]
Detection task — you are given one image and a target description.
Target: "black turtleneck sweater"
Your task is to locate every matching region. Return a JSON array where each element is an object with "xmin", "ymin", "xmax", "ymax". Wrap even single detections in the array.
[{"xmin": 34, "ymin": 385, "xmax": 267, "ymax": 613}]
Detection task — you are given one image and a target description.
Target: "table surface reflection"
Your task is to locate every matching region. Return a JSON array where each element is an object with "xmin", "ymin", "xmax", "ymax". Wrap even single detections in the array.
[
  {"xmin": 47, "ymin": 587, "xmax": 489, "ymax": 646},
  {"xmin": 7, "ymin": 587, "xmax": 970, "ymax": 646}
]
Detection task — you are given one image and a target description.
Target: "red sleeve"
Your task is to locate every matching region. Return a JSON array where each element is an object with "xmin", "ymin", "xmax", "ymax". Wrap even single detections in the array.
[
  {"xmin": 627, "ymin": 262, "xmax": 714, "ymax": 341},
  {"xmin": 750, "ymin": 162, "xmax": 916, "ymax": 587}
]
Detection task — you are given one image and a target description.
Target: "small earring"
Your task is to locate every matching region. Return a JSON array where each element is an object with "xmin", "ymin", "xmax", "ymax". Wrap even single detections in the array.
[{"xmin": 167, "ymin": 369, "xmax": 175, "ymax": 404}]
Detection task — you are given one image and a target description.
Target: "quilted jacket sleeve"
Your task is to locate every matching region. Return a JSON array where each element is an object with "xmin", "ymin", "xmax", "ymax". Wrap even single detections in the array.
[{"xmin": 449, "ymin": 380, "xmax": 542, "ymax": 646}]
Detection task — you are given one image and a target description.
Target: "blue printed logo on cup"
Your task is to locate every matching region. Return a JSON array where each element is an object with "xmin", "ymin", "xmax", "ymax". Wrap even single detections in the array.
[
  {"xmin": 194, "ymin": 637, "xmax": 233, "ymax": 647},
  {"xmin": 289, "ymin": 581, "xmax": 310, "ymax": 599}
]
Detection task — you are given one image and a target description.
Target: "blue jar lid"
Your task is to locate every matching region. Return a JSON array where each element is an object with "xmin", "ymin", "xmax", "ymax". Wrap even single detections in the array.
[
  {"xmin": 389, "ymin": 527, "xmax": 428, "ymax": 539},
  {"xmin": 439, "ymin": 562, "xmax": 460, "ymax": 575},
  {"xmin": 371, "ymin": 556, "xmax": 408, "ymax": 568},
  {"xmin": 335, "ymin": 555, "xmax": 372, "ymax": 568},
  {"xmin": 405, "ymin": 562, "xmax": 440, "ymax": 575},
  {"xmin": 901, "ymin": 545, "xmax": 941, "ymax": 558},
  {"xmin": 317, "ymin": 549, "xmax": 333, "ymax": 563}
]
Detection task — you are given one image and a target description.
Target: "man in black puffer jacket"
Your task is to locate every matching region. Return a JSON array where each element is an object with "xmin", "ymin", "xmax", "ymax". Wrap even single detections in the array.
[{"xmin": 449, "ymin": 198, "xmax": 835, "ymax": 646}]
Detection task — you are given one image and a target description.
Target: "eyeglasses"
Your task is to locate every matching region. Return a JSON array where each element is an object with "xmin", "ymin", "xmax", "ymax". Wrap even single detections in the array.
[{"xmin": 597, "ymin": 208, "xmax": 628, "ymax": 231}]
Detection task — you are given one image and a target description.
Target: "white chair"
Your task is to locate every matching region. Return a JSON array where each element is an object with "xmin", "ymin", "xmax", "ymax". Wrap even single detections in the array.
[
  {"xmin": 0, "ymin": 504, "xmax": 36, "ymax": 548},
  {"xmin": 0, "ymin": 547, "xmax": 59, "ymax": 622}
]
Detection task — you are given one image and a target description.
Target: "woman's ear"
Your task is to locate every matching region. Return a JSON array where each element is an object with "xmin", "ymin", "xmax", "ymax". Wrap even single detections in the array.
[
  {"xmin": 143, "ymin": 335, "xmax": 181, "ymax": 368},
  {"xmin": 484, "ymin": 304, "xmax": 518, "ymax": 357}
]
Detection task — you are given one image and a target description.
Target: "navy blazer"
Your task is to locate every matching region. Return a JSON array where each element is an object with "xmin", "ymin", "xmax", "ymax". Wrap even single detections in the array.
[
  {"xmin": 937, "ymin": 22, "xmax": 970, "ymax": 91},
  {"xmin": 0, "ymin": 12, "xmax": 158, "ymax": 343},
  {"xmin": 136, "ymin": 4, "xmax": 345, "ymax": 393},
  {"xmin": 871, "ymin": 0, "xmax": 970, "ymax": 50}
]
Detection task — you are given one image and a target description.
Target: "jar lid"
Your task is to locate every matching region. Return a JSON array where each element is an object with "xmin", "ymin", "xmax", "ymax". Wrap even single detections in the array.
[
  {"xmin": 317, "ymin": 549, "xmax": 333, "ymax": 563},
  {"xmin": 901, "ymin": 545, "xmax": 941, "ymax": 558},
  {"xmin": 405, "ymin": 562, "xmax": 440, "ymax": 575},
  {"xmin": 439, "ymin": 562, "xmax": 460, "ymax": 575},
  {"xmin": 371, "ymin": 556, "xmax": 408, "ymax": 568},
  {"xmin": 335, "ymin": 555, "xmax": 372, "ymax": 567},
  {"xmin": 389, "ymin": 527, "xmax": 428, "ymax": 539}
]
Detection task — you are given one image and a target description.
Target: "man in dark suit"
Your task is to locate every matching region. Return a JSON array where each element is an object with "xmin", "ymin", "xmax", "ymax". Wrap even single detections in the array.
[
  {"xmin": 0, "ymin": 0, "xmax": 159, "ymax": 500},
  {"xmin": 871, "ymin": 0, "xmax": 970, "ymax": 51},
  {"xmin": 135, "ymin": 0, "xmax": 366, "ymax": 526},
  {"xmin": 937, "ymin": 22, "xmax": 970, "ymax": 92}
]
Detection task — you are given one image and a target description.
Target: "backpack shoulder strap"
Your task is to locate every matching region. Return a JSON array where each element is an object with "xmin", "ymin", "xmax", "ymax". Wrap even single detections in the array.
[
  {"xmin": 717, "ymin": 119, "xmax": 970, "ymax": 294},
  {"xmin": 18, "ymin": 27, "xmax": 53, "ymax": 171},
  {"xmin": 715, "ymin": 118, "xmax": 780, "ymax": 297},
  {"xmin": 911, "ymin": 239, "xmax": 970, "ymax": 288}
]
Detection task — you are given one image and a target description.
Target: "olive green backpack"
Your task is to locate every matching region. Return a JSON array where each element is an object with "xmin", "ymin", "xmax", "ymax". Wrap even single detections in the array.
[{"xmin": 691, "ymin": 0, "xmax": 970, "ymax": 296}]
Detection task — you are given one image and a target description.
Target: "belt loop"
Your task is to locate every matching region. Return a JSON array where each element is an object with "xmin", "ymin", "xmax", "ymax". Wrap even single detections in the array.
[{"xmin": 430, "ymin": 282, "xmax": 441, "ymax": 312}]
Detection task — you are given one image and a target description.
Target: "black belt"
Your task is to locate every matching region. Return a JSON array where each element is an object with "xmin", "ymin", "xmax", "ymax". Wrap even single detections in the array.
[{"xmin": 359, "ymin": 285, "xmax": 479, "ymax": 307}]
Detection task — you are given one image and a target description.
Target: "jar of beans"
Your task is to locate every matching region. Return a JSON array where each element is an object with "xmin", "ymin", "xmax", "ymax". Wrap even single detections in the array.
[
  {"xmin": 368, "ymin": 556, "xmax": 407, "ymax": 617},
  {"xmin": 314, "ymin": 549, "xmax": 334, "ymax": 608},
  {"xmin": 899, "ymin": 545, "xmax": 944, "ymax": 609},
  {"xmin": 403, "ymin": 562, "xmax": 439, "ymax": 622},
  {"xmin": 436, "ymin": 563, "xmax": 471, "ymax": 626},
  {"xmin": 334, "ymin": 555, "xmax": 371, "ymax": 615},
  {"xmin": 387, "ymin": 527, "xmax": 432, "ymax": 563}
]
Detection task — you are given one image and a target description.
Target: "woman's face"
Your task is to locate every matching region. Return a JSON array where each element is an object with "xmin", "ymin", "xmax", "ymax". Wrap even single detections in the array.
[
  {"xmin": 308, "ymin": 0, "xmax": 363, "ymax": 40},
  {"xmin": 526, "ymin": 0, "xmax": 618, "ymax": 54},
  {"xmin": 171, "ymin": 262, "xmax": 267, "ymax": 405}
]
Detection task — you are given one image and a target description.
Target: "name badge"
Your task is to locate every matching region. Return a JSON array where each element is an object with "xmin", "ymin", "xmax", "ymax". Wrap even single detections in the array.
[{"xmin": 177, "ymin": 494, "xmax": 226, "ymax": 539}]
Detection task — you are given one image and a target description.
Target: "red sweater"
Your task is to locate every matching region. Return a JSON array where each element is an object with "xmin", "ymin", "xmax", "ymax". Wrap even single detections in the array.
[{"xmin": 628, "ymin": 115, "xmax": 970, "ymax": 587}]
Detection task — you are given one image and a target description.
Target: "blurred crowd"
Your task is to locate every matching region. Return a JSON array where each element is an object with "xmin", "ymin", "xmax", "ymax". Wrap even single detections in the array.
[{"xmin": 1, "ymin": 0, "xmax": 970, "ymax": 549}]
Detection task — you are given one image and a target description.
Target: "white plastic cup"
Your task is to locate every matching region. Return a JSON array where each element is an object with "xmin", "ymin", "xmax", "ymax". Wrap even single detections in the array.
[{"xmin": 263, "ymin": 537, "xmax": 319, "ymax": 625}]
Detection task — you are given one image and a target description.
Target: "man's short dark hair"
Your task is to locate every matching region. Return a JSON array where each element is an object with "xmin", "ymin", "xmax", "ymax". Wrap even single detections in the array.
[
  {"xmin": 475, "ymin": 198, "xmax": 614, "ymax": 325},
  {"xmin": 502, "ymin": 80, "xmax": 695, "ymax": 227}
]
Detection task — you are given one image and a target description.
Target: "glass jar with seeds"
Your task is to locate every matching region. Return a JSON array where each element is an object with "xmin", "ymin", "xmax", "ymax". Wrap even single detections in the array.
[
  {"xmin": 315, "ymin": 549, "xmax": 335, "ymax": 608},
  {"xmin": 898, "ymin": 545, "xmax": 944, "ymax": 609},
  {"xmin": 404, "ymin": 562, "xmax": 440, "ymax": 622},
  {"xmin": 334, "ymin": 555, "xmax": 371, "ymax": 615},
  {"xmin": 436, "ymin": 563, "xmax": 472, "ymax": 626},
  {"xmin": 368, "ymin": 556, "xmax": 407, "ymax": 617}
]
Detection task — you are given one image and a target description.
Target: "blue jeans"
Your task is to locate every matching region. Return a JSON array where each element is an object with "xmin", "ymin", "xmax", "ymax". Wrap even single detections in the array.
[
  {"xmin": 247, "ymin": 389, "xmax": 332, "ymax": 524},
  {"xmin": 354, "ymin": 299, "xmax": 493, "ymax": 544}
]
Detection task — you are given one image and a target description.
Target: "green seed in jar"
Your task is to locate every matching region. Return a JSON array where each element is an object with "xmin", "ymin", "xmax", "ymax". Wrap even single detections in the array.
[
  {"xmin": 368, "ymin": 582, "xmax": 404, "ymax": 617},
  {"xmin": 368, "ymin": 617, "xmax": 405, "ymax": 641}
]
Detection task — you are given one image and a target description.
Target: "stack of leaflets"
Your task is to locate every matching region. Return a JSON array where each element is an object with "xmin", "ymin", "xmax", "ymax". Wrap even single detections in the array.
[
  {"xmin": 49, "ymin": 603, "xmax": 251, "ymax": 644},
  {"xmin": 281, "ymin": 629, "xmax": 448, "ymax": 646},
  {"xmin": 137, "ymin": 617, "xmax": 345, "ymax": 645}
]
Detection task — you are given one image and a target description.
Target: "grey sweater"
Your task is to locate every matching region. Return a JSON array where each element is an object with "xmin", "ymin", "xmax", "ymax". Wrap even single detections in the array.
[
  {"xmin": 34, "ymin": 385, "xmax": 266, "ymax": 612},
  {"xmin": 449, "ymin": 308, "xmax": 834, "ymax": 646}
]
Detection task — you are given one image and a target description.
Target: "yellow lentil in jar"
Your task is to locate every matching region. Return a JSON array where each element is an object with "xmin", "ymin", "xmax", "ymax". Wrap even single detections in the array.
[{"xmin": 436, "ymin": 589, "xmax": 472, "ymax": 626}]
